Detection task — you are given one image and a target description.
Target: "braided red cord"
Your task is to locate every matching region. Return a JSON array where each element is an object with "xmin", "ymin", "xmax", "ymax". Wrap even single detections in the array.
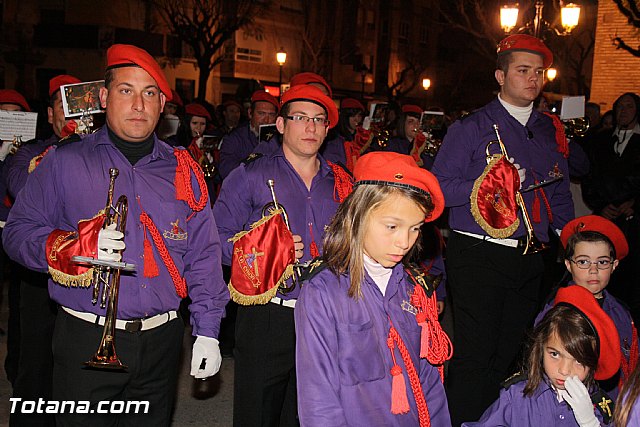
[
  {"xmin": 543, "ymin": 112, "xmax": 569, "ymax": 159},
  {"xmin": 620, "ymin": 322, "xmax": 639, "ymax": 388},
  {"xmin": 139, "ymin": 210, "xmax": 187, "ymax": 298},
  {"xmin": 410, "ymin": 285, "xmax": 453, "ymax": 382},
  {"xmin": 173, "ymin": 148, "xmax": 208, "ymax": 212},
  {"xmin": 308, "ymin": 223, "xmax": 320, "ymax": 259},
  {"xmin": 389, "ymin": 325, "xmax": 431, "ymax": 427},
  {"xmin": 326, "ymin": 161, "xmax": 354, "ymax": 203}
]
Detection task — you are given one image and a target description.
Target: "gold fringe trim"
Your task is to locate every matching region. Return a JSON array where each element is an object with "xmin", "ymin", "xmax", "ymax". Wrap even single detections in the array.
[
  {"xmin": 470, "ymin": 155, "xmax": 520, "ymax": 239},
  {"xmin": 228, "ymin": 264, "xmax": 294, "ymax": 306},
  {"xmin": 28, "ymin": 156, "xmax": 39, "ymax": 174},
  {"xmin": 227, "ymin": 209, "xmax": 284, "ymax": 243},
  {"xmin": 48, "ymin": 266, "xmax": 94, "ymax": 288}
]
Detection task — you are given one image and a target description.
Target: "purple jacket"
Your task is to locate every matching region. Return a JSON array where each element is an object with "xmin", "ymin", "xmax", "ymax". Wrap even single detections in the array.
[
  {"xmin": 295, "ymin": 264, "xmax": 452, "ymax": 427},
  {"xmin": 463, "ymin": 379, "xmax": 605, "ymax": 426},
  {"xmin": 4, "ymin": 134, "xmax": 57, "ymax": 198},
  {"xmin": 432, "ymin": 98, "xmax": 574, "ymax": 242},
  {"xmin": 536, "ymin": 288, "xmax": 637, "ymax": 400},
  {"xmin": 319, "ymin": 134, "xmax": 348, "ymax": 167},
  {"xmin": 218, "ymin": 123, "xmax": 279, "ymax": 179},
  {"xmin": 213, "ymin": 147, "xmax": 340, "ymax": 300},
  {"xmin": 2, "ymin": 127, "xmax": 229, "ymax": 338}
]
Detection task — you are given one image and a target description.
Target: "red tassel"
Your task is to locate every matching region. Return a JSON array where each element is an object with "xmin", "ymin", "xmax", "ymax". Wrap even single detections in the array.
[
  {"xmin": 416, "ymin": 312, "xmax": 429, "ymax": 358},
  {"xmin": 532, "ymin": 191, "xmax": 541, "ymax": 223},
  {"xmin": 174, "ymin": 164, "xmax": 188, "ymax": 203},
  {"xmin": 143, "ymin": 234, "xmax": 160, "ymax": 278},
  {"xmin": 390, "ymin": 365, "xmax": 410, "ymax": 414}
]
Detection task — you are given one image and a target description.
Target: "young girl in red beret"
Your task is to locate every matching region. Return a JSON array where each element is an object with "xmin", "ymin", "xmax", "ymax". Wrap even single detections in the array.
[
  {"xmin": 467, "ymin": 285, "xmax": 621, "ymax": 426},
  {"xmin": 534, "ymin": 215, "xmax": 638, "ymax": 400},
  {"xmin": 295, "ymin": 152, "xmax": 452, "ymax": 426}
]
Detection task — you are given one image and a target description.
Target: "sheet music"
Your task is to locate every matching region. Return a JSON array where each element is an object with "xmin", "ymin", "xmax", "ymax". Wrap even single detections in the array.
[{"xmin": 0, "ymin": 110, "xmax": 38, "ymax": 141}]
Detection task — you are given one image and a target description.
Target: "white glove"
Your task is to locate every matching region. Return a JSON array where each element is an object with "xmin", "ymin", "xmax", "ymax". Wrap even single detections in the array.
[
  {"xmin": 362, "ymin": 116, "xmax": 371, "ymax": 130},
  {"xmin": 0, "ymin": 140, "xmax": 13, "ymax": 161},
  {"xmin": 508, "ymin": 156, "xmax": 526, "ymax": 189},
  {"xmin": 564, "ymin": 375, "xmax": 600, "ymax": 427},
  {"xmin": 195, "ymin": 135, "xmax": 204, "ymax": 149},
  {"xmin": 97, "ymin": 223, "xmax": 125, "ymax": 262},
  {"xmin": 190, "ymin": 336, "xmax": 222, "ymax": 379}
]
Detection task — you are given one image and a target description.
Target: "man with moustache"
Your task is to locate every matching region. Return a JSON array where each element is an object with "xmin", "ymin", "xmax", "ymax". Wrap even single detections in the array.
[
  {"xmin": 432, "ymin": 35, "xmax": 574, "ymax": 425},
  {"xmin": 3, "ymin": 44, "xmax": 229, "ymax": 426}
]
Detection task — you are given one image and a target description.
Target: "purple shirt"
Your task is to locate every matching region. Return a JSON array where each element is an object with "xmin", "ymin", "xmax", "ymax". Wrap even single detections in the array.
[
  {"xmin": 4, "ymin": 134, "xmax": 57, "ymax": 198},
  {"xmin": 320, "ymin": 134, "xmax": 348, "ymax": 167},
  {"xmin": 535, "ymin": 288, "xmax": 637, "ymax": 400},
  {"xmin": 213, "ymin": 147, "xmax": 340, "ymax": 300},
  {"xmin": 295, "ymin": 264, "xmax": 451, "ymax": 426},
  {"xmin": 432, "ymin": 98, "xmax": 574, "ymax": 242},
  {"xmin": 2, "ymin": 127, "xmax": 229, "ymax": 337},
  {"xmin": 218, "ymin": 123, "xmax": 279, "ymax": 179},
  {"xmin": 463, "ymin": 379, "xmax": 604, "ymax": 426}
]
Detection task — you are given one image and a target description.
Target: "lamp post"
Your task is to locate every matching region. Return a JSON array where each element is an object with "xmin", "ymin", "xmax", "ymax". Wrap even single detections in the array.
[
  {"xmin": 500, "ymin": 1, "xmax": 581, "ymax": 39},
  {"xmin": 276, "ymin": 47, "xmax": 287, "ymax": 99},
  {"xmin": 422, "ymin": 78, "xmax": 431, "ymax": 109},
  {"xmin": 359, "ymin": 64, "xmax": 369, "ymax": 99}
]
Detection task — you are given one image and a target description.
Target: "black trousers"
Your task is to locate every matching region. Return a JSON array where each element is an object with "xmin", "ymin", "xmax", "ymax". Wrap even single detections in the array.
[
  {"xmin": 50, "ymin": 308, "xmax": 183, "ymax": 427},
  {"xmin": 233, "ymin": 303, "xmax": 298, "ymax": 427},
  {"xmin": 10, "ymin": 268, "xmax": 57, "ymax": 427},
  {"xmin": 445, "ymin": 232, "xmax": 544, "ymax": 426}
]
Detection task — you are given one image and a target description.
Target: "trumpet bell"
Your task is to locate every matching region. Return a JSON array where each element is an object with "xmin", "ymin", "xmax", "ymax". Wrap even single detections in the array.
[{"xmin": 84, "ymin": 333, "xmax": 127, "ymax": 371}]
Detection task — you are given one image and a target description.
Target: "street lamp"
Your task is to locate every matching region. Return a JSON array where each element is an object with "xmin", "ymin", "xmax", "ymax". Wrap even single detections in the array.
[
  {"xmin": 422, "ymin": 78, "xmax": 431, "ymax": 109},
  {"xmin": 276, "ymin": 47, "xmax": 287, "ymax": 98},
  {"xmin": 359, "ymin": 64, "xmax": 369, "ymax": 99},
  {"xmin": 500, "ymin": 1, "xmax": 581, "ymax": 39},
  {"xmin": 546, "ymin": 68, "xmax": 557, "ymax": 81}
]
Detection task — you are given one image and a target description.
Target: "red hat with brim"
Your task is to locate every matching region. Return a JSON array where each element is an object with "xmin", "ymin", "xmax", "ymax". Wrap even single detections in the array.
[
  {"xmin": 560, "ymin": 215, "xmax": 629, "ymax": 260},
  {"xmin": 281, "ymin": 85, "xmax": 339, "ymax": 130},
  {"xmin": 251, "ymin": 90, "xmax": 279, "ymax": 112},
  {"xmin": 402, "ymin": 104, "xmax": 423, "ymax": 116},
  {"xmin": 497, "ymin": 34, "xmax": 553, "ymax": 69},
  {"xmin": 185, "ymin": 103, "xmax": 212, "ymax": 121},
  {"xmin": 168, "ymin": 90, "xmax": 183, "ymax": 107},
  {"xmin": 49, "ymin": 75, "xmax": 81, "ymax": 97},
  {"xmin": 106, "ymin": 44, "xmax": 172, "ymax": 101},
  {"xmin": 554, "ymin": 285, "xmax": 622, "ymax": 380},
  {"xmin": 353, "ymin": 152, "xmax": 444, "ymax": 222},
  {"xmin": 0, "ymin": 89, "xmax": 30, "ymax": 112},
  {"xmin": 341, "ymin": 98, "xmax": 365, "ymax": 111},
  {"xmin": 290, "ymin": 72, "xmax": 333, "ymax": 98}
]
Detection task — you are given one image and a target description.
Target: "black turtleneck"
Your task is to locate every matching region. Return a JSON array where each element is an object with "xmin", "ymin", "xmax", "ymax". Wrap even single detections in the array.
[{"xmin": 107, "ymin": 127, "xmax": 155, "ymax": 165}]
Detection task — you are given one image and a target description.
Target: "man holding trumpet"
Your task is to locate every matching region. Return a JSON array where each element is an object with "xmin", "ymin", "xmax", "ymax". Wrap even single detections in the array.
[
  {"xmin": 432, "ymin": 34, "xmax": 574, "ymax": 425},
  {"xmin": 3, "ymin": 44, "xmax": 229, "ymax": 426}
]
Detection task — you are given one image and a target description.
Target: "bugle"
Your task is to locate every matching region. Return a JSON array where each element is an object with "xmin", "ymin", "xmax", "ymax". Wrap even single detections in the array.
[
  {"xmin": 74, "ymin": 168, "xmax": 130, "ymax": 370},
  {"xmin": 263, "ymin": 179, "xmax": 300, "ymax": 294},
  {"xmin": 490, "ymin": 125, "xmax": 548, "ymax": 255}
]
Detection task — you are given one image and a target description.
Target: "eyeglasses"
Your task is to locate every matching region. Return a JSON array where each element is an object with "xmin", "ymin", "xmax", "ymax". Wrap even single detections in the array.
[
  {"xmin": 569, "ymin": 258, "xmax": 614, "ymax": 270},
  {"xmin": 285, "ymin": 115, "xmax": 330, "ymax": 127}
]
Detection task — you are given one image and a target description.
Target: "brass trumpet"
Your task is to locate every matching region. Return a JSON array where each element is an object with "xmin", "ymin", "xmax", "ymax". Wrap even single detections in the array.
[
  {"xmin": 78, "ymin": 168, "xmax": 130, "ymax": 370},
  {"xmin": 491, "ymin": 125, "xmax": 548, "ymax": 255},
  {"xmin": 562, "ymin": 117, "xmax": 590, "ymax": 138}
]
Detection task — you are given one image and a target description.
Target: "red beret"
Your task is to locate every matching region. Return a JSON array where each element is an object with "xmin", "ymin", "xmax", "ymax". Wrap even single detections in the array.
[
  {"xmin": 106, "ymin": 44, "xmax": 172, "ymax": 101},
  {"xmin": 341, "ymin": 98, "xmax": 365, "ymax": 111},
  {"xmin": 353, "ymin": 152, "xmax": 444, "ymax": 222},
  {"xmin": 251, "ymin": 90, "xmax": 279, "ymax": 112},
  {"xmin": 281, "ymin": 85, "xmax": 339, "ymax": 130},
  {"xmin": 168, "ymin": 90, "xmax": 183, "ymax": 107},
  {"xmin": 49, "ymin": 75, "xmax": 81, "ymax": 97},
  {"xmin": 185, "ymin": 103, "xmax": 212, "ymax": 121},
  {"xmin": 497, "ymin": 34, "xmax": 553, "ymax": 69},
  {"xmin": 560, "ymin": 215, "xmax": 629, "ymax": 260},
  {"xmin": 223, "ymin": 100, "xmax": 242, "ymax": 110},
  {"xmin": 0, "ymin": 89, "xmax": 30, "ymax": 112},
  {"xmin": 553, "ymin": 285, "xmax": 621, "ymax": 380},
  {"xmin": 289, "ymin": 72, "xmax": 333, "ymax": 98},
  {"xmin": 402, "ymin": 104, "xmax": 423, "ymax": 115}
]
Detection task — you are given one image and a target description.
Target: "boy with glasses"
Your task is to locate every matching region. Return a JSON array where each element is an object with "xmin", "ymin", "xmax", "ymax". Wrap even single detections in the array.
[
  {"xmin": 534, "ymin": 214, "xmax": 638, "ymax": 401},
  {"xmin": 213, "ymin": 84, "xmax": 350, "ymax": 426}
]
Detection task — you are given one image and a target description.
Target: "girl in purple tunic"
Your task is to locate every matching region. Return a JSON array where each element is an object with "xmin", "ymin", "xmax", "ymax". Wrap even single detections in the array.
[
  {"xmin": 466, "ymin": 285, "xmax": 621, "ymax": 427},
  {"xmin": 295, "ymin": 152, "xmax": 453, "ymax": 426},
  {"xmin": 614, "ymin": 362, "xmax": 640, "ymax": 426}
]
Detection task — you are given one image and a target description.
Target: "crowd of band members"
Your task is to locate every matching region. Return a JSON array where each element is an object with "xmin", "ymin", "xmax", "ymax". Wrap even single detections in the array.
[{"xmin": 0, "ymin": 35, "xmax": 639, "ymax": 427}]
